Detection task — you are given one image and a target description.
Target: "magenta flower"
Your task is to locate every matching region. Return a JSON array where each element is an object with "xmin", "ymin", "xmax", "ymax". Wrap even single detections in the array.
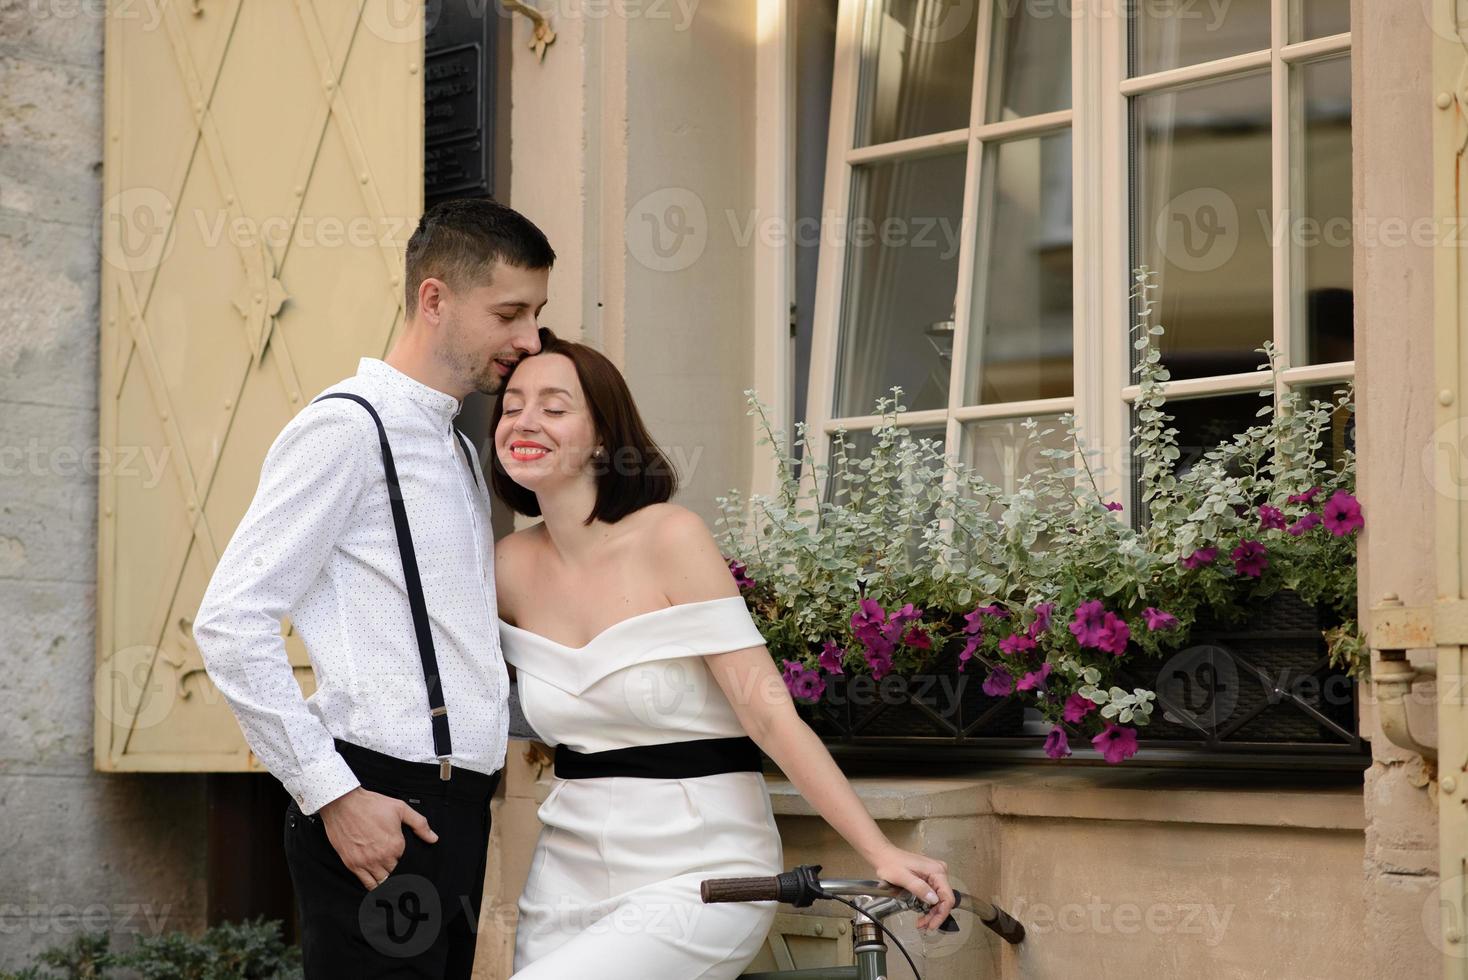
[
  {"xmin": 982, "ymin": 668, "xmax": 1014, "ymax": 697},
  {"xmin": 1105, "ymin": 501, "xmax": 1124, "ymax": 512},
  {"xmin": 1258, "ymin": 505, "xmax": 1286, "ymax": 530},
  {"xmin": 1143, "ymin": 607, "xmax": 1179, "ymax": 632},
  {"xmin": 1071, "ymin": 601, "xmax": 1130, "ymax": 655},
  {"xmin": 726, "ymin": 557, "xmax": 755, "ymax": 590},
  {"xmin": 1063, "ymin": 693, "xmax": 1098, "ymax": 724},
  {"xmin": 957, "ymin": 634, "xmax": 982, "ymax": 672},
  {"xmin": 1231, "ymin": 539, "xmax": 1268, "ymax": 578},
  {"xmin": 781, "ymin": 660, "xmax": 826, "ymax": 703},
  {"xmin": 1182, "ymin": 546, "xmax": 1218, "ymax": 570},
  {"xmin": 1044, "ymin": 726, "xmax": 1072, "ymax": 759},
  {"xmin": 1069, "ymin": 600, "xmax": 1108, "ymax": 647},
  {"xmin": 1287, "ymin": 512, "xmax": 1322, "ymax": 536},
  {"xmin": 1096, "ymin": 614, "xmax": 1131, "ymax": 655},
  {"xmin": 1091, "ymin": 723, "xmax": 1140, "ymax": 764},
  {"xmin": 1016, "ymin": 662, "xmax": 1052, "ymax": 691},
  {"xmin": 964, "ymin": 602, "xmax": 1007, "ymax": 635},
  {"xmin": 1322, "ymin": 491, "xmax": 1364, "ymax": 537},
  {"xmin": 1287, "ymin": 487, "xmax": 1321, "ymax": 504},
  {"xmin": 817, "ymin": 641, "xmax": 846, "ymax": 675},
  {"xmin": 851, "ymin": 599, "xmax": 886, "ymax": 638},
  {"xmin": 1028, "ymin": 602, "xmax": 1056, "ymax": 638},
  {"xmin": 999, "ymin": 633, "xmax": 1038, "ymax": 656},
  {"xmin": 864, "ymin": 643, "xmax": 894, "ymax": 681},
  {"xmin": 902, "ymin": 626, "xmax": 932, "ymax": 650}
]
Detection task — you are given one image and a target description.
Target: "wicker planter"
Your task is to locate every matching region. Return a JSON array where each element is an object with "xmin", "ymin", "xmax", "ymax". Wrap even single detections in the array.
[
  {"xmin": 795, "ymin": 663, "xmax": 1025, "ymax": 745},
  {"xmin": 1117, "ymin": 590, "xmax": 1361, "ymax": 751}
]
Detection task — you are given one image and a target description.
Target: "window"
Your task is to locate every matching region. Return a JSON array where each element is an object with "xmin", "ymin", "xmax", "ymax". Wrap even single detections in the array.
[{"xmin": 805, "ymin": 0, "xmax": 1353, "ymax": 510}]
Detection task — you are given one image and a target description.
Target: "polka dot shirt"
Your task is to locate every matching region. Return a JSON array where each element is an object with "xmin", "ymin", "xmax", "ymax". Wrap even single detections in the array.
[{"xmin": 193, "ymin": 358, "xmax": 508, "ymax": 814}]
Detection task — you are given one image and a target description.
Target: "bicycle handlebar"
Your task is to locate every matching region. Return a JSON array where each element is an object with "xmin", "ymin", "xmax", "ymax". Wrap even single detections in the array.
[{"xmin": 700, "ymin": 865, "xmax": 1025, "ymax": 946}]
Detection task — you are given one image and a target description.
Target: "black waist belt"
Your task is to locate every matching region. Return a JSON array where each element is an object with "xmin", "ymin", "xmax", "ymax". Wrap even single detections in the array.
[{"xmin": 554, "ymin": 736, "xmax": 763, "ymax": 780}]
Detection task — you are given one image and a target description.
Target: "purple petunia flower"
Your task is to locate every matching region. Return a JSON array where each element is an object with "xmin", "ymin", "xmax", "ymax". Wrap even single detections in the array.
[
  {"xmin": 864, "ymin": 643, "xmax": 894, "ymax": 681},
  {"xmin": 1069, "ymin": 600, "xmax": 1108, "ymax": 647},
  {"xmin": 851, "ymin": 599, "xmax": 886, "ymax": 639},
  {"xmin": 781, "ymin": 660, "xmax": 826, "ymax": 703},
  {"xmin": 957, "ymin": 634, "xmax": 982, "ymax": 672},
  {"xmin": 1182, "ymin": 546, "xmax": 1219, "ymax": 570},
  {"xmin": 1096, "ymin": 614, "xmax": 1131, "ymax": 656},
  {"xmin": 727, "ymin": 557, "xmax": 755, "ymax": 590},
  {"xmin": 1232, "ymin": 539, "xmax": 1268, "ymax": 578},
  {"xmin": 1044, "ymin": 725, "xmax": 1072, "ymax": 759},
  {"xmin": 1029, "ymin": 602, "xmax": 1056, "ymax": 639},
  {"xmin": 1287, "ymin": 512, "xmax": 1322, "ymax": 536},
  {"xmin": 817, "ymin": 641, "xmax": 846, "ymax": 675},
  {"xmin": 1091, "ymin": 723, "xmax": 1140, "ymax": 764},
  {"xmin": 1016, "ymin": 662, "xmax": 1052, "ymax": 691},
  {"xmin": 982, "ymin": 668, "xmax": 1014, "ymax": 697},
  {"xmin": 902, "ymin": 626, "xmax": 932, "ymax": 650},
  {"xmin": 999, "ymin": 633, "xmax": 1038, "ymax": 656},
  {"xmin": 1258, "ymin": 505, "xmax": 1286, "ymax": 530},
  {"xmin": 1105, "ymin": 501, "xmax": 1124, "ymax": 512},
  {"xmin": 1143, "ymin": 607, "xmax": 1179, "ymax": 632},
  {"xmin": 1322, "ymin": 491, "xmax": 1364, "ymax": 537},
  {"xmin": 1063, "ymin": 692, "xmax": 1098, "ymax": 724},
  {"xmin": 1287, "ymin": 487, "xmax": 1321, "ymax": 504}
]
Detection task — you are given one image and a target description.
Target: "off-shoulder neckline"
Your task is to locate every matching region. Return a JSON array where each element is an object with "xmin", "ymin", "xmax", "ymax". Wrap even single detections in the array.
[{"xmin": 496, "ymin": 595, "xmax": 747, "ymax": 652}]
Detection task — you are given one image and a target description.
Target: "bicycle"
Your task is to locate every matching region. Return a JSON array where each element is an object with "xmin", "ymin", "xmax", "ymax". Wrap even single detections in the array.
[{"xmin": 701, "ymin": 864, "xmax": 1026, "ymax": 980}]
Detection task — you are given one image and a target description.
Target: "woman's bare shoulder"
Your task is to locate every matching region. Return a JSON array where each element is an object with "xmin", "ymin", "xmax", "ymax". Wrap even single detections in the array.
[{"xmin": 493, "ymin": 523, "xmax": 546, "ymax": 622}]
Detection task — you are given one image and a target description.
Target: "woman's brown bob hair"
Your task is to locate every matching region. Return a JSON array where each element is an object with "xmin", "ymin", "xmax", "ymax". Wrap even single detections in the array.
[{"xmin": 490, "ymin": 327, "xmax": 678, "ymax": 525}]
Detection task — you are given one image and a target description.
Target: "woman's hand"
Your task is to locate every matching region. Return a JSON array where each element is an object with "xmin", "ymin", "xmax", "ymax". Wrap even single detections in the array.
[{"xmin": 869, "ymin": 845, "xmax": 956, "ymax": 932}]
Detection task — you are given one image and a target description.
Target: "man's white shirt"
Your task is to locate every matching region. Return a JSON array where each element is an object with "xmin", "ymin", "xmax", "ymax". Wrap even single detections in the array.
[{"xmin": 194, "ymin": 357, "xmax": 508, "ymax": 814}]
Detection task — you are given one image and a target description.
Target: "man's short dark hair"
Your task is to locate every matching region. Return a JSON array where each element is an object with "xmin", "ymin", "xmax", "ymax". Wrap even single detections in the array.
[{"xmin": 404, "ymin": 198, "xmax": 556, "ymax": 316}]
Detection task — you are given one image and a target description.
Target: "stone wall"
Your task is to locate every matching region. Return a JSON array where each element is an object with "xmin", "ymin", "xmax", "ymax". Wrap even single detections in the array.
[{"xmin": 0, "ymin": 7, "xmax": 209, "ymax": 970}]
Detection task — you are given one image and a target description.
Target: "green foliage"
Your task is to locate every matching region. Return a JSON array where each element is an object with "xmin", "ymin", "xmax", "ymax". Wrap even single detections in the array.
[
  {"xmin": 0, "ymin": 918, "xmax": 301, "ymax": 980},
  {"xmin": 717, "ymin": 268, "xmax": 1363, "ymax": 739}
]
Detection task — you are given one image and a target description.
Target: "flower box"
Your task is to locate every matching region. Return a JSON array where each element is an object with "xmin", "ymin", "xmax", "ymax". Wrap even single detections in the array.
[{"xmin": 1116, "ymin": 590, "xmax": 1361, "ymax": 750}]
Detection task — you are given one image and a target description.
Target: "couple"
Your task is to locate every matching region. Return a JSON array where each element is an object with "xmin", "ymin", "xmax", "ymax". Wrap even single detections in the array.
[{"xmin": 193, "ymin": 198, "xmax": 954, "ymax": 979}]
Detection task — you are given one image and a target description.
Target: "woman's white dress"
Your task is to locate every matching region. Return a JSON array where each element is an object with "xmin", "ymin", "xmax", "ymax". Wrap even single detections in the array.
[{"xmin": 499, "ymin": 595, "xmax": 784, "ymax": 979}]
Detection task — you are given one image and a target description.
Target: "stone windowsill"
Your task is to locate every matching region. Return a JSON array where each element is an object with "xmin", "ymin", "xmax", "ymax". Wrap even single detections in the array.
[{"xmin": 762, "ymin": 766, "xmax": 1365, "ymax": 831}]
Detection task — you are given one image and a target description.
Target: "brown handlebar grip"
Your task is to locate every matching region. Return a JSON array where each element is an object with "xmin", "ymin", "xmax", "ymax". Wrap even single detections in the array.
[{"xmin": 700, "ymin": 876, "xmax": 782, "ymax": 904}]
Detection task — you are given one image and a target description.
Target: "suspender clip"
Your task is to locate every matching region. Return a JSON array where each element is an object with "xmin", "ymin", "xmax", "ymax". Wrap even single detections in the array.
[{"xmin": 439, "ymin": 757, "xmax": 452, "ymax": 780}]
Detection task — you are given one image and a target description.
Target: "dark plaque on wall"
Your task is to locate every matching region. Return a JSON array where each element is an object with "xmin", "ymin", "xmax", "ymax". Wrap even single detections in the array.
[{"xmin": 425, "ymin": 1, "xmax": 499, "ymax": 203}]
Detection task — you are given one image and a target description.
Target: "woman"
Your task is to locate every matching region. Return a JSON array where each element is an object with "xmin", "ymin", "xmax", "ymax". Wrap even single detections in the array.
[{"xmin": 492, "ymin": 328, "xmax": 955, "ymax": 978}]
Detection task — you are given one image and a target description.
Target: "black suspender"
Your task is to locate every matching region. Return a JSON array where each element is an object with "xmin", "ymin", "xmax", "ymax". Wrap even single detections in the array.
[{"xmin": 312, "ymin": 392, "xmax": 483, "ymax": 780}]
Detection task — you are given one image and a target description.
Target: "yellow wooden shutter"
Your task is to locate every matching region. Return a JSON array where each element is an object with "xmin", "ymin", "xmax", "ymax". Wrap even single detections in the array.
[{"xmin": 95, "ymin": 0, "xmax": 424, "ymax": 772}]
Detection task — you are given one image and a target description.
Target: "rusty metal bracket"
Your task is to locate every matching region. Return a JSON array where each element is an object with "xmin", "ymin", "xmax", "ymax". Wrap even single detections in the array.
[{"xmin": 503, "ymin": 0, "xmax": 556, "ymax": 61}]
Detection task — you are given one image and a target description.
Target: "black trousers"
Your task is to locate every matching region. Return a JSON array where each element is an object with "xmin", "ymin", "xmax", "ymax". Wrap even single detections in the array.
[{"xmin": 283, "ymin": 739, "xmax": 502, "ymax": 979}]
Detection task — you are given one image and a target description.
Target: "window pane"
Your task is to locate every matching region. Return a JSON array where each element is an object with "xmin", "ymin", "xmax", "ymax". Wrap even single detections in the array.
[
  {"xmin": 834, "ymin": 151, "xmax": 967, "ymax": 417},
  {"xmin": 965, "ymin": 131, "xmax": 1074, "ymax": 405},
  {"xmin": 1129, "ymin": 0, "xmax": 1270, "ymax": 77},
  {"xmin": 986, "ymin": 0, "xmax": 1071, "ymax": 122},
  {"xmin": 1296, "ymin": 383, "xmax": 1355, "ymax": 470},
  {"xmin": 857, "ymin": 0, "xmax": 980, "ymax": 147},
  {"xmin": 1291, "ymin": 0, "xmax": 1350, "ymax": 42},
  {"xmin": 1130, "ymin": 391, "xmax": 1261, "ymax": 515},
  {"xmin": 1131, "ymin": 72, "xmax": 1273, "ymax": 381},
  {"xmin": 1291, "ymin": 56, "xmax": 1353, "ymax": 365},
  {"xmin": 826, "ymin": 425, "xmax": 947, "ymax": 504},
  {"xmin": 959, "ymin": 415, "xmax": 1069, "ymax": 495}
]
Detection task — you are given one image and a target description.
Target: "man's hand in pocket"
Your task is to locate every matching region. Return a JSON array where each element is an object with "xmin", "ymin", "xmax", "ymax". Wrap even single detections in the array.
[{"xmin": 318, "ymin": 787, "xmax": 439, "ymax": 890}]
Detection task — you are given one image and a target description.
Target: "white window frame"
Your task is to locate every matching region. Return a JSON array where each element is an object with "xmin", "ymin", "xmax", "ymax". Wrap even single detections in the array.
[{"xmin": 800, "ymin": 0, "xmax": 1355, "ymax": 517}]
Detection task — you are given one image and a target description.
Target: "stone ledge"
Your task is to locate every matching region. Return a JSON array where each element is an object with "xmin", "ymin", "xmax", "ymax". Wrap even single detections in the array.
[{"xmin": 764, "ymin": 766, "xmax": 1365, "ymax": 831}]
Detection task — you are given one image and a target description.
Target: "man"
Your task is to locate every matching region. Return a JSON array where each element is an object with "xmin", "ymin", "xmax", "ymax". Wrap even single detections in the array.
[{"xmin": 194, "ymin": 198, "xmax": 553, "ymax": 978}]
